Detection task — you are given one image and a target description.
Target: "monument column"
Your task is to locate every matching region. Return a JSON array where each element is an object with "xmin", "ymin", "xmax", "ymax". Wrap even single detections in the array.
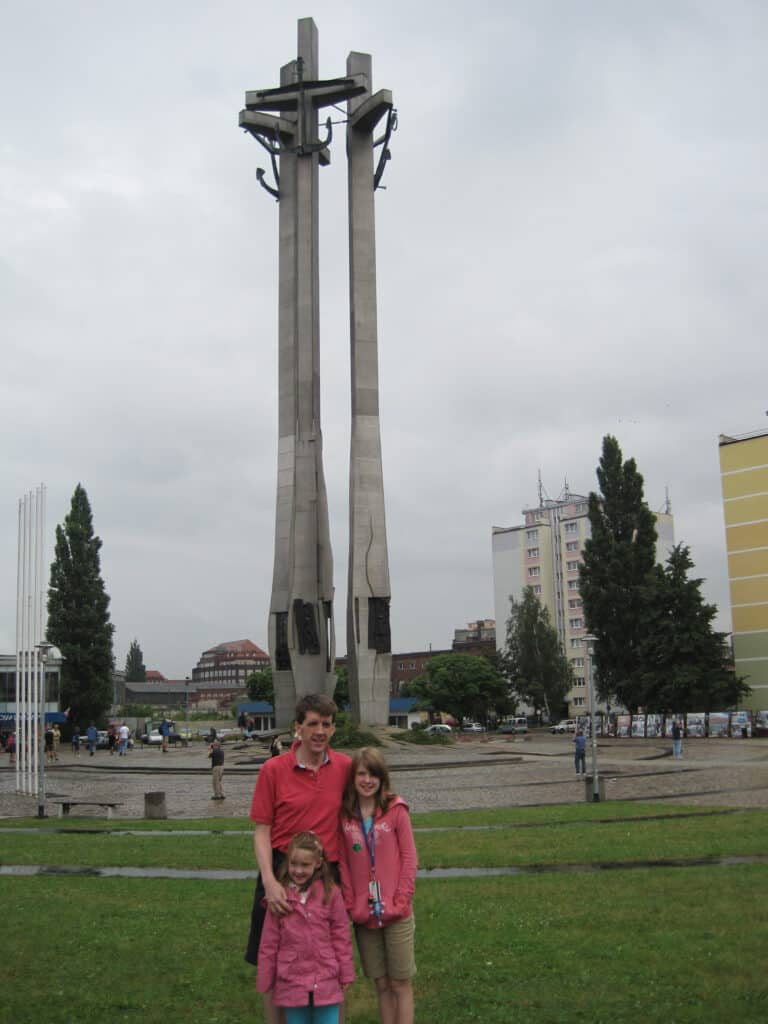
[
  {"xmin": 346, "ymin": 53, "xmax": 394, "ymax": 724},
  {"xmin": 239, "ymin": 19, "xmax": 367, "ymax": 724}
]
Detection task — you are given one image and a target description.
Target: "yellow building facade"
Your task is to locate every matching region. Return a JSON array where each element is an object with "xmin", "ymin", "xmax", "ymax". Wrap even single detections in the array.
[{"xmin": 719, "ymin": 429, "xmax": 768, "ymax": 707}]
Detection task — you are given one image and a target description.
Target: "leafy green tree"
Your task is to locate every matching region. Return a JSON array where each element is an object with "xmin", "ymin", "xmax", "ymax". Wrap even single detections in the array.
[
  {"xmin": 636, "ymin": 544, "xmax": 750, "ymax": 713},
  {"xmin": 246, "ymin": 665, "xmax": 274, "ymax": 704},
  {"xmin": 579, "ymin": 435, "xmax": 659, "ymax": 709},
  {"xmin": 409, "ymin": 653, "xmax": 511, "ymax": 724},
  {"xmin": 502, "ymin": 587, "xmax": 573, "ymax": 719},
  {"xmin": 47, "ymin": 484, "xmax": 114, "ymax": 724},
  {"xmin": 124, "ymin": 638, "xmax": 146, "ymax": 682},
  {"xmin": 333, "ymin": 665, "xmax": 349, "ymax": 709}
]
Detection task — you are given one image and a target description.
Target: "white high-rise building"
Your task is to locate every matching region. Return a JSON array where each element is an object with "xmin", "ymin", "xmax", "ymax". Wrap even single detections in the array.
[{"xmin": 492, "ymin": 486, "xmax": 675, "ymax": 716}]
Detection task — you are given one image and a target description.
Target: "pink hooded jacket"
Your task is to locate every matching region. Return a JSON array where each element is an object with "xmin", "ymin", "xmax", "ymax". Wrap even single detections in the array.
[
  {"xmin": 338, "ymin": 796, "xmax": 418, "ymax": 929},
  {"xmin": 256, "ymin": 880, "xmax": 355, "ymax": 1007}
]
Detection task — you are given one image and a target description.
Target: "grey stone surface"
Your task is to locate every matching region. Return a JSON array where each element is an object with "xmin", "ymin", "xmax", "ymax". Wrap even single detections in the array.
[{"xmin": 345, "ymin": 51, "xmax": 393, "ymax": 726}]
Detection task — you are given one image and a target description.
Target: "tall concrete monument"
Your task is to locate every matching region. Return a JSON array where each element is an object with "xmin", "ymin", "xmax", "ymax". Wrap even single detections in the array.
[{"xmin": 239, "ymin": 19, "xmax": 394, "ymax": 725}]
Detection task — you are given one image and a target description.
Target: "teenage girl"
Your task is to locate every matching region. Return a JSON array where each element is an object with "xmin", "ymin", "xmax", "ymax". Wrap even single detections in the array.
[
  {"xmin": 338, "ymin": 748, "xmax": 418, "ymax": 1024},
  {"xmin": 257, "ymin": 831, "xmax": 355, "ymax": 1024}
]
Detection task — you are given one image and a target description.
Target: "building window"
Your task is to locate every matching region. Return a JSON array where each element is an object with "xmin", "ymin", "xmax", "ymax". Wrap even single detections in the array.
[
  {"xmin": 564, "ymin": 522, "xmax": 579, "ymax": 535},
  {"xmin": 533, "ymin": 584, "xmax": 542, "ymax": 595},
  {"xmin": 528, "ymin": 566, "xmax": 541, "ymax": 578},
  {"xmin": 571, "ymin": 657, "xmax": 584, "ymax": 668},
  {"xmin": 566, "ymin": 540, "xmax": 579, "ymax": 552},
  {"xmin": 568, "ymin": 598, "xmax": 582, "ymax": 609},
  {"xmin": 526, "ymin": 529, "xmax": 539, "ymax": 541},
  {"xmin": 570, "ymin": 637, "xmax": 583, "ymax": 649},
  {"xmin": 569, "ymin": 617, "xmax": 583, "ymax": 629},
  {"xmin": 573, "ymin": 696, "xmax": 585, "ymax": 707},
  {"xmin": 526, "ymin": 547, "xmax": 540, "ymax": 558},
  {"xmin": 573, "ymin": 676, "xmax": 585, "ymax": 686},
  {"xmin": 568, "ymin": 580, "xmax": 579, "ymax": 591},
  {"xmin": 566, "ymin": 560, "xmax": 579, "ymax": 572}
]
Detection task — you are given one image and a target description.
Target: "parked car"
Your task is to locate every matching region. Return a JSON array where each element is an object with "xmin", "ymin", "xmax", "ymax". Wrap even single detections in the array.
[
  {"xmin": 140, "ymin": 728, "xmax": 184, "ymax": 746},
  {"xmin": 550, "ymin": 719, "xmax": 578, "ymax": 734},
  {"xmin": 498, "ymin": 717, "xmax": 529, "ymax": 734},
  {"xmin": 425, "ymin": 723, "xmax": 452, "ymax": 736},
  {"xmin": 461, "ymin": 722, "xmax": 484, "ymax": 733}
]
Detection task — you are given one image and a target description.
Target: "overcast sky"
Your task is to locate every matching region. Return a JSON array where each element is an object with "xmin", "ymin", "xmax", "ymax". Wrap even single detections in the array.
[{"xmin": 3, "ymin": 1, "xmax": 766, "ymax": 678}]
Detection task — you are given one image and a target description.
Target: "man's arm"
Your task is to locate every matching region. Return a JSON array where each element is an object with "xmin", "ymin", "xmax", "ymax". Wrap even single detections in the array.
[{"xmin": 253, "ymin": 823, "xmax": 289, "ymax": 914}]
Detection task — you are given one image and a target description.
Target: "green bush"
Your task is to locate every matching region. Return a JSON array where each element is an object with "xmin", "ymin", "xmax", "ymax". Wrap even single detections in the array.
[{"xmin": 332, "ymin": 712, "xmax": 381, "ymax": 749}]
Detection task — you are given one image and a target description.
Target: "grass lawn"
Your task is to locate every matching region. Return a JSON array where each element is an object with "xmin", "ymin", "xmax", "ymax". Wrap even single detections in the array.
[{"xmin": 1, "ymin": 803, "xmax": 766, "ymax": 1023}]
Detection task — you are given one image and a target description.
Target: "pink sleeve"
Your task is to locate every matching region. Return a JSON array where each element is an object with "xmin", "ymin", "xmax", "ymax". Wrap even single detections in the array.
[
  {"xmin": 255, "ymin": 910, "xmax": 279, "ymax": 993},
  {"xmin": 336, "ymin": 818, "xmax": 355, "ymax": 912},
  {"xmin": 330, "ymin": 888, "xmax": 356, "ymax": 985},
  {"xmin": 392, "ymin": 806, "xmax": 418, "ymax": 915}
]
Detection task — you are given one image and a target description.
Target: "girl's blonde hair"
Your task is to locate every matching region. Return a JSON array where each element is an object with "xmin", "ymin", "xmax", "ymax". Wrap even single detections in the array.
[
  {"xmin": 342, "ymin": 747, "xmax": 396, "ymax": 819},
  {"xmin": 279, "ymin": 831, "xmax": 335, "ymax": 903}
]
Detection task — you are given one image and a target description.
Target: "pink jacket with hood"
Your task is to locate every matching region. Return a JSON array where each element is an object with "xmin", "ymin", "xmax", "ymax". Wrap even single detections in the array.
[
  {"xmin": 338, "ymin": 796, "xmax": 418, "ymax": 929},
  {"xmin": 256, "ymin": 879, "xmax": 355, "ymax": 1007}
]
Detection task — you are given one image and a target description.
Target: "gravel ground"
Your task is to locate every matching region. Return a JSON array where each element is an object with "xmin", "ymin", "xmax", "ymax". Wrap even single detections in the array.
[{"xmin": 2, "ymin": 733, "xmax": 767, "ymax": 821}]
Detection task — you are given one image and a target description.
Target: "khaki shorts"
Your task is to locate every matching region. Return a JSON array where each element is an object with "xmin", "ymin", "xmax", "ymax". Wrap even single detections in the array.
[{"xmin": 354, "ymin": 916, "xmax": 416, "ymax": 980}]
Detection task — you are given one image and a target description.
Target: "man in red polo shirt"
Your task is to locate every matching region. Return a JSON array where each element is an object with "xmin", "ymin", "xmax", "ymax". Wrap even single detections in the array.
[{"xmin": 245, "ymin": 694, "xmax": 351, "ymax": 1019}]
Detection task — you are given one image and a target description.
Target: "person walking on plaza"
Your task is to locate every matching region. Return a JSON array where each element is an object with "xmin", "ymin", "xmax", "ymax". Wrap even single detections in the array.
[
  {"xmin": 257, "ymin": 830, "xmax": 355, "ymax": 1024},
  {"xmin": 44, "ymin": 724, "xmax": 55, "ymax": 763},
  {"xmin": 71, "ymin": 725, "xmax": 81, "ymax": 756},
  {"xmin": 339, "ymin": 748, "xmax": 418, "ymax": 1024},
  {"xmin": 107, "ymin": 722, "xmax": 117, "ymax": 755},
  {"xmin": 52, "ymin": 723, "xmax": 61, "ymax": 761},
  {"xmin": 118, "ymin": 721, "xmax": 130, "ymax": 756},
  {"xmin": 86, "ymin": 723, "xmax": 98, "ymax": 757},
  {"xmin": 672, "ymin": 719, "xmax": 684, "ymax": 760},
  {"xmin": 159, "ymin": 717, "xmax": 170, "ymax": 753},
  {"xmin": 208, "ymin": 739, "xmax": 225, "ymax": 800},
  {"xmin": 245, "ymin": 693, "xmax": 351, "ymax": 1024},
  {"xmin": 573, "ymin": 728, "xmax": 587, "ymax": 776}
]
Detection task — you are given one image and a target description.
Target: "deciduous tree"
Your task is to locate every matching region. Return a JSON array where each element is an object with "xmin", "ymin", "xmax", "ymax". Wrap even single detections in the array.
[
  {"xmin": 409, "ymin": 653, "xmax": 511, "ymax": 724},
  {"xmin": 47, "ymin": 484, "xmax": 114, "ymax": 724},
  {"xmin": 246, "ymin": 666, "xmax": 274, "ymax": 705},
  {"xmin": 502, "ymin": 587, "xmax": 573, "ymax": 719}
]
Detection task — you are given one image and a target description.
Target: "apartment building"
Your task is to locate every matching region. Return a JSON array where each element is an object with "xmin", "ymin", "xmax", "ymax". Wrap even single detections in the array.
[
  {"xmin": 492, "ymin": 486, "xmax": 674, "ymax": 715},
  {"xmin": 719, "ymin": 428, "xmax": 768, "ymax": 707}
]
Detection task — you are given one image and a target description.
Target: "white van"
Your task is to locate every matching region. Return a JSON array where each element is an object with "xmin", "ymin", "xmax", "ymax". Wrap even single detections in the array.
[{"xmin": 498, "ymin": 717, "xmax": 528, "ymax": 734}]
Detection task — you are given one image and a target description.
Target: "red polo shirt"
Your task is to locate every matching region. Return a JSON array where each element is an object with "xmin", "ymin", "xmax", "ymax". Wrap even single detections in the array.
[{"xmin": 250, "ymin": 747, "xmax": 351, "ymax": 861}]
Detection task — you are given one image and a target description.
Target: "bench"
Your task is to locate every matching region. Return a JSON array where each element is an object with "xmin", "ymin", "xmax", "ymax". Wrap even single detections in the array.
[{"xmin": 51, "ymin": 800, "xmax": 124, "ymax": 819}]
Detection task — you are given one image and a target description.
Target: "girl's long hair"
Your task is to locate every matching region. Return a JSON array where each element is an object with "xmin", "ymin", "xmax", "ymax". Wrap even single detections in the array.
[
  {"xmin": 278, "ymin": 831, "xmax": 335, "ymax": 904},
  {"xmin": 342, "ymin": 747, "xmax": 396, "ymax": 819}
]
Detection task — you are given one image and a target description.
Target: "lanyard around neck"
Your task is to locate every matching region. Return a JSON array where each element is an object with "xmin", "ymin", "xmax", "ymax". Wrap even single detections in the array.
[{"xmin": 357, "ymin": 807, "xmax": 376, "ymax": 873}]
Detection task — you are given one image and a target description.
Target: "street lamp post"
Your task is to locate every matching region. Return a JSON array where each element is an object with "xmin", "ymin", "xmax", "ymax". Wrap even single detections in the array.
[{"xmin": 584, "ymin": 634, "xmax": 600, "ymax": 802}]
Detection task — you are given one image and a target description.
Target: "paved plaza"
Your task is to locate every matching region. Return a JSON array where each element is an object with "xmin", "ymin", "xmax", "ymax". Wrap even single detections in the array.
[{"xmin": 2, "ymin": 732, "xmax": 767, "ymax": 822}]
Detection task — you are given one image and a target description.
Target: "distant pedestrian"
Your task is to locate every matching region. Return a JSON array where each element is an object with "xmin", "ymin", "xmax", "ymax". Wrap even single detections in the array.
[
  {"xmin": 208, "ymin": 739, "xmax": 225, "ymax": 800},
  {"xmin": 107, "ymin": 723, "xmax": 117, "ymax": 755},
  {"xmin": 72, "ymin": 726, "xmax": 81, "ymax": 756},
  {"xmin": 269, "ymin": 735, "xmax": 283, "ymax": 758},
  {"xmin": 52, "ymin": 723, "xmax": 61, "ymax": 761},
  {"xmin": 7, "ymin": 732, "xmax": 16, "ymax": 764},
  {"xmin": 574, "ymin": 728, "xmax": 586, "ymax": 775},
  {"xmin": 672, "ymin": 720, "xmax": 683, "ymax": 760},
  {"xmin": 159, "ymin": 718, "xmax": 170, "ymax": 753},
  {"xmin": 45, "ymin": 725, "xmax": 55, "ymax": 763},
  {"xmin": 118, "ymin": 722, "xmax": 130, "ymax": 756},
  {"xmin": 86, "ymin": 723, "xmax": 98, "ymax": 756}
]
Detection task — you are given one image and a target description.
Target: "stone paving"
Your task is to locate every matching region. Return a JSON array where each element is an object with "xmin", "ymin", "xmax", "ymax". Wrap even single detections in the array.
[{"xmin": 2, "ymin": 732, "xmax": 767, "ymax": 822}]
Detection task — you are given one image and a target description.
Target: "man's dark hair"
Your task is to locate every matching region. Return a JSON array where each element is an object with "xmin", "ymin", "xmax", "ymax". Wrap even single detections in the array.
[{"xmin": 294, "ymin": 693, "xmax": 338, "ymax": 724}]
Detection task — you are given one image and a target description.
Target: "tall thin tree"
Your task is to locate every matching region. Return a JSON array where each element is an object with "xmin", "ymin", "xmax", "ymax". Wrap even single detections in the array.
[
  {"xmin": 47, "ymin": 484, "xmax": 114, "ymax": 724},
  {"xmin": 502, "ymin": 587, "xmax": 573, "ymax": 720},
  {"xmin": 579, "ymin": 435, "xmax": 658, "ymax": 710},
  {"xmin": 124, "ymin": 639, "xmax": 147, "ymax": 682}
]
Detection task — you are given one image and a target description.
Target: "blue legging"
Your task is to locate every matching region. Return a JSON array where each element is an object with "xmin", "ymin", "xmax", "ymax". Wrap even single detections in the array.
[{"xmin": 283, "ymin": 1004, "xmax": 341, "ymax": 1024}]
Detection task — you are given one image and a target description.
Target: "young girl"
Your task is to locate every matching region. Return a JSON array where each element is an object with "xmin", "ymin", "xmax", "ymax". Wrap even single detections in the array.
[
  {"xmin": 338, "ymin": 748, "xmax": 418, "ymax": 1024},
  {"xmin": 257, "ymin": 831, "xmax": 355, "ymax": 1024}
]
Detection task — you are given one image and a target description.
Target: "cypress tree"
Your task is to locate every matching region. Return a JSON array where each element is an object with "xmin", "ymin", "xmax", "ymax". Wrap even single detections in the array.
[
  {"xmin": 47, "ymin": 484, "xmax": 114, "ymax": 723},
  {"xmin": 579, "ymin": 435, "xmax": 658, "ymax": 709},
  {"xmin": 124, "ymin": 639, "xmax": 147, "ymax": 682}
]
